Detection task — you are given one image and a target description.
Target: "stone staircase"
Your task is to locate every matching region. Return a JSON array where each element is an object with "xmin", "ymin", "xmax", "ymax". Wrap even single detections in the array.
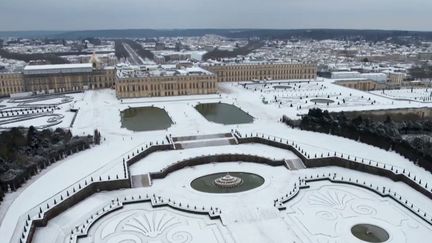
[
  {"xmin": 284, "ymin": 158, "xmax": 306, "ymax": 170},
  {"xmin": 131, "ymin": 174, "xmax": 152, "ymax": 188},
  {"xmin": 171, "ymin": 132, "xmax": 238, "ymax": 149}
]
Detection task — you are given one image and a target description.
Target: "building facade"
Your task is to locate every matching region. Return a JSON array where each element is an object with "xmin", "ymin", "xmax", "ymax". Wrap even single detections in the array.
[
  {"xmin": 0, "ymin": 64, "xmax": 116, "ymax": 96},
  {"xmin": 116, "ymin": 72, "xmax": 217, "ymax": 98},
  {"xmin": 0, "ymin": 73, "xmax": 24, "ymax": 96},
  {"xmin": 388, "ymin": 72, "xmax": 405, "ymax": 87},
  {"xmin": 334, "ymin": 79, "xmax": 385, "ymax": 91},
  {"xmin": 203, "ymin": 63, "xmax": 317, "ymax": 82},
  {"xmin": 1, "ymin": 62, "xmax": 317, "ymax": 98}
]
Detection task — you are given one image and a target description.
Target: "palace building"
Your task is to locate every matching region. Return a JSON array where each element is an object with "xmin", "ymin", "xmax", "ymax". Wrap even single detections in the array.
[
  {"xmin": 0, "ymin": 72, "xmax": 23, "ymax": 96},
  {"xmin": 202, "ymin": 62, "xmax": 317, "ymax": 82},
  {"xmin": 115, "ymin": 66, "xmax": 217, "ymax": 98},
  {"xmin": 0, "ymin": 54, "xmax": 116, "ymax": 97},
  {"xmin": 0, "ymin": 60, "xmax": 317, "ymax": 98},
  {"xmin": 22, "ymin": 64, "xmax": 116, "ymax": 93}
]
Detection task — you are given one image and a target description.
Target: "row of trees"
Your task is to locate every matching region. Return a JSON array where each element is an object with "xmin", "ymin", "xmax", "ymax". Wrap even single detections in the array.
[
  {"xmin": 202, "ymin": 41, "xmax": 264, "ymax": 60},
  {"xmin": 0, "ymin": 48, "xmax": 69, "ymax": 64},
  {"xmin": 283, "ymin": 109, "xmax": 432, "ymax": 172},
  {"xmin": 409, "ymin": 64, "xmax": 432, "ymax": 80},
  {"xmin": 0, "ymin": 127, "xmax": 95, "ymax": 193}
]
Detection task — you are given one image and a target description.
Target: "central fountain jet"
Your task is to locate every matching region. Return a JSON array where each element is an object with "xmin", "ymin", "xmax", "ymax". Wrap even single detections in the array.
[{"xmin": 214, "ymin": 173, "xmax": 243, "ymax": 188}]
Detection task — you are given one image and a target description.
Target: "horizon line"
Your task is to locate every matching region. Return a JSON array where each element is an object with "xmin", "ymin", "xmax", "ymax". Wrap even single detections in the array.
[{"xmin": 0, "ymin": 27, "xmax": 431, "ymax": 33}]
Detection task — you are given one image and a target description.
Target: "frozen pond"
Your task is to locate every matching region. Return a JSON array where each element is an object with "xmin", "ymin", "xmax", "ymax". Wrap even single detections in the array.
[
  {"xmin": 120, "ymin": 106, "xmax": 172, "ymax": 131},
  {"xmin": 351, "ymin": 224, "xmax": 389, "ymax": 242},
  {"xmin": 273, "ymin": 85, "xmax": 292, "ymax": 89},
  {"xmin": 195, "ymin": 103, "xmax": 253, "ymax": 125},
  {"xmin": 310, "ymin": 98, "xmax": 334, "ymax": 104}
]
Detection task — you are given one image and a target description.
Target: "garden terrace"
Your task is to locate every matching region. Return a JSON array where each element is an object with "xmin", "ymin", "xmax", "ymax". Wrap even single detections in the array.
[{"xmin": 14, "ymin": 130, "xmax": 432, "ymax": 243}]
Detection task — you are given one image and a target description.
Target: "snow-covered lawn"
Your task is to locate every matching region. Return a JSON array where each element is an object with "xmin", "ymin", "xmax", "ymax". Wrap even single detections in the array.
[
  {"xmin": 231, "ymin": 78, "xmax": 432, "ymax": 118},
  {"xmin": 0, "ymin": 94, "xmax": 80, "ymax": 129},
  {"xmin": 371, "ymin": 88, "xmax": 432, "ymax": 102},
  {"xmin": 30, "ymin": 163, "xmax": 432, "ymax": 243}
]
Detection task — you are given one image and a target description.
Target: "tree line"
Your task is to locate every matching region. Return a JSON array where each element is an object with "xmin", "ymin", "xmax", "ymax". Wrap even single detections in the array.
[
  {"xmin": 283, "ymin": 108, "xmax": 432, "ymax": 172},
  {"xmin": 409, "ymin": 64, "xmax": 432, "ymax": 80},
  {"xmin": 0, "ymin": 48, "xmax": 69, "ymax": 64},
  {"xmin": 0, "ymin": 127, "xmax": 96, "ymax": 195},
  {"xmin": 203, "ymin": 41, "xmax": 264, "ymax": 60}
]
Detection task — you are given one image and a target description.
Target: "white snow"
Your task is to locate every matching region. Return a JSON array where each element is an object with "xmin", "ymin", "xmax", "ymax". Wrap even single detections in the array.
[
  {"xmin": 0, "ymin": 80, "xmax": 431, "ymax": 242},
  {"xmin": 29, "ymin": 163, "xmax": 432, "ymax": 243}
]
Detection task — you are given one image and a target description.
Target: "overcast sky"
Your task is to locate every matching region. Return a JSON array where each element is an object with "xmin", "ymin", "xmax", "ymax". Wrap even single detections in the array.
[{"xmin": 0, "ymin": 0, "xmax": 431, "ymax": 31}]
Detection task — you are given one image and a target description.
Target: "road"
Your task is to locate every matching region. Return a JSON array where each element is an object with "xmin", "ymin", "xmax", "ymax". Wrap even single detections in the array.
[{"xmin": 123, "ymin": 43, "xmax": 144, "ymax": 65}]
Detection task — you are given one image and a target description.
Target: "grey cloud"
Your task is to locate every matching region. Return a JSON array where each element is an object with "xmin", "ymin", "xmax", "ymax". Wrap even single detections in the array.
[{"xmin": 0, "ymin": 0, "xmax": 430, "ymax": 31}]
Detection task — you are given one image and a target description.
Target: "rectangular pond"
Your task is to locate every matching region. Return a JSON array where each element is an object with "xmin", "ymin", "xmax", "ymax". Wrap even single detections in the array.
[
  {"xmin": 120, "ymin": 106, "xmax": 173, "ymax": 132},
  {"xmin": 195, "ymin": 103, "xmax": 253, "ymax": 125}
]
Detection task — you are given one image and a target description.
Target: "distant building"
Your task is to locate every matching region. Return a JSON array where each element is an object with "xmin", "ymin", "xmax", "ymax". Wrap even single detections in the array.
[
  {"xmin": 358, "ymin": 73, "xmax": 387, "ymax": 83},
  {"xmin": 388, "ymin": 72, "xmax": 406, "ymax": 86},
  {"xmin": 331, "ymin": 71, "xmax": 362, "ymax": 79},
  {"xmin": 0, "ymin": 56, "xmax": 116, "ymax": 96},
  {"xmin": 334, "ymin": 79, "xmax": 385, "ymax": 91},
  {"xmin": 331, "ymin": 71, "xmax": 389, "ymax": 90},
  {"xmin": 331, "ymin": 71, "xmax": 386, "ymax": 83},
  {"xmin": 0, "ymin": 73, "xmax": 23, "ymax": 96},
  {"xmin": 203, "ymin": 63, "xmax": 317, "ymax": 82}
]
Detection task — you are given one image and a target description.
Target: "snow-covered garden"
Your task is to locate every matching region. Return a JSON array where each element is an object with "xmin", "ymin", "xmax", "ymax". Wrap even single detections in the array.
[
  {"xmin": 0, "ymin": 80, "xmax": 431, "ymax": 243},
  {"xmin": 371, "ymin": 88, "xmax": 432, "ymax": 102}
]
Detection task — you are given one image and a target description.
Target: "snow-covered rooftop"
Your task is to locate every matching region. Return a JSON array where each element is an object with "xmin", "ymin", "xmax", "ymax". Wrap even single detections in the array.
[
  {"xmin": 23, "ymin": 63, "xmax": 93, "ymax": 75},
  {"xmin": 116, "ymin": 65, "xmax": 214, "ymax": 79}
]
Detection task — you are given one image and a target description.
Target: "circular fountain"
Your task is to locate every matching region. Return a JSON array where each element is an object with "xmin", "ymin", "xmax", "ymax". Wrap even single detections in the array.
[
  {"xmin": 191, "ymin": 172, "xmax": 264, "ymax": 193},
  {"xmin": 351, "ymin": 224, "xmax": 389, "ymax": 242}
]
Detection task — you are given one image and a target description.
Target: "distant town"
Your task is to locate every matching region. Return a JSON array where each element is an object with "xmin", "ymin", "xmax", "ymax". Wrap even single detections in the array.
[{"xmin": 0, "ymin": 29, "xmax": 431, "ymax": 100}]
